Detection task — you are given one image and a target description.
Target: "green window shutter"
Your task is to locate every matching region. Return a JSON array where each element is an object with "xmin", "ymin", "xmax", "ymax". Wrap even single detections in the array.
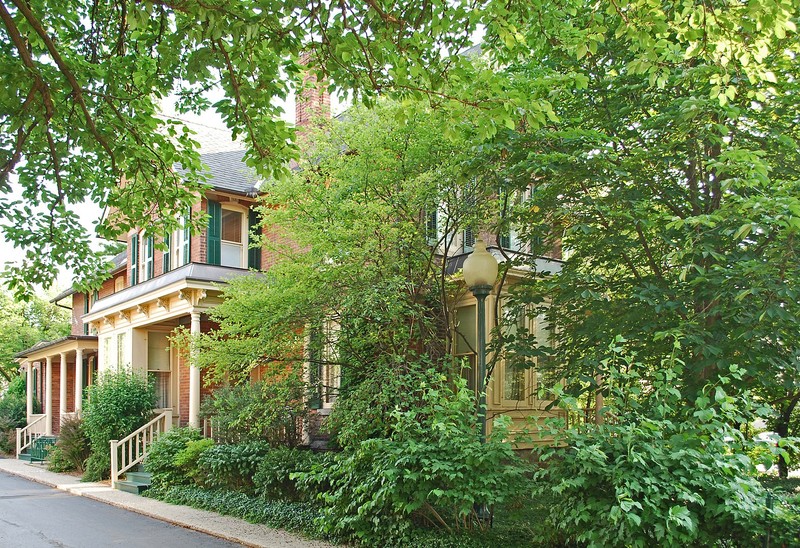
[
  {"xmin": 499, "ymin": 233, "xmax": 511, "ymax": 249},
  {"xmin": 183, "ymin": 208, "xmax": 191, "ymax": 264},
  {"xmin": 248, "ymin": 208, "xmax": 261, "ymax": 270},
  {"xmin": 130, "ymin": 234, "xmax": 139, "ymax": 285},
  {"xmin": 145, "ymin": 235, "xmax": 155, "ymax": 279},
  {"xmin": 207, "ymin": 200, "xmax": 221, "ymax": 265},
  {"xmin": 463, "ymin": 226, "xmax": 475, "ymax": 252},
  {"xmin": 426, "ymin": 209, "xmax": 437, "ymax": 245},
  {"xmin": 163, "ymin": 233, "xmax": 171, "ymax": 274}
]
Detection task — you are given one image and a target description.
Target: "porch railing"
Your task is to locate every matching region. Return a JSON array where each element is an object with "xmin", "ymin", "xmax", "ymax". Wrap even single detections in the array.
[
  {"xmin": 16, "ymin": 414, "xmax": 47, "ymax": 457},
  {"xmin": 110, "ymin": 409, "xmax": 172, "ymax": 488}
]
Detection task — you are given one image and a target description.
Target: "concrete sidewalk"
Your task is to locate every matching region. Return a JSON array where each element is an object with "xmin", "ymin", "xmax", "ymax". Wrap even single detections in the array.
[{"xmin": 0, "ymin": 457, "xmax": 332, "ymax": 548}]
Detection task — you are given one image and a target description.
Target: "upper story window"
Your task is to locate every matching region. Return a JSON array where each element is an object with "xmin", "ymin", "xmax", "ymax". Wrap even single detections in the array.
[
  {"xmin": 221, "ymin": 208, "xmax": 245, "ymax": 267},
  {"xmin": 83, "ymin": 293, "xmax": 90, "ymax": 335},
  {"xmin": 208, "ymin": 200, "xmax": 260, "ymax": 269},
  {"xmin": 168, "ymin": 213, "xmax": 191, "ymax": 271},
  {"xmin": 141, "ymin": 235, "xmax": 155, "ymax": 282}
]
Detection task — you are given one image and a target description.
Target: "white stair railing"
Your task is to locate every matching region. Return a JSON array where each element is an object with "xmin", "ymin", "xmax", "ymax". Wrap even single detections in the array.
[
  {"xmin": 16, "ymin": 414, "xmax": 47, "ymax": 457},
  {"xmin": 110, "ymin": 409, "xmax": 172, "ymax": 488}
]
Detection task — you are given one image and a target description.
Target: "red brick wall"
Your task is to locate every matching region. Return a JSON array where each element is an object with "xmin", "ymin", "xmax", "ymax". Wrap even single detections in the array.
[
  {"xmin": 296, "ymin": 50, "xmax": 331, "ymax": 136},
  {"xmin": 191, "ymin": 200, "xmax": 206, "ymax": 264},
  {"xmin": 71, "ymin": 293, "xmax": 85, "ymax": 335},
  {"xmin": 51, "ymin": 358, "xmax": 79, "ymax": 435},
  {"xmin": 176, "ymin": 319, "xmax": 220, "ymax": 426},
  {"xmin": 97, "ymin": 275, "xmax": 116, "ymax": 299}
]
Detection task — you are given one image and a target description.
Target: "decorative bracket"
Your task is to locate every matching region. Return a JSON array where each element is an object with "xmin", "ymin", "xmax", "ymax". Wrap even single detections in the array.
[
  {"xmin": 179, "ymin": 289, "xmax": 207, "ymax": 307},
  {"xmin": 156, "ymin": 297, "xmax": 170, "ymax": 311},
  {"xmin": 137, "ymin": 304, "xmax": 150, "ymax": 318}
]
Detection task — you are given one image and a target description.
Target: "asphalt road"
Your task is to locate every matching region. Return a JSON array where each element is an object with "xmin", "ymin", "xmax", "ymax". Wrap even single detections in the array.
[{"xmin": 0, "ymin": 471, "xmax": 243, "ymax": 547}]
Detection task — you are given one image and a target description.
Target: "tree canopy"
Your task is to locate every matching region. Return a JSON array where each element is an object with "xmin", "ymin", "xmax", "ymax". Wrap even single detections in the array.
[
  {"xmin": 1, "ymin": 0, "xmax": 796, "ymax": 296},
  {"xmin": 0, "ymin": 289, "xmax": 70, "ymax": 382}
]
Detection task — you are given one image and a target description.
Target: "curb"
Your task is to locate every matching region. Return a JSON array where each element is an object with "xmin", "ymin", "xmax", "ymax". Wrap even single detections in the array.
[{"xmin": 0, "ymin": 457, "xmax": 330, "ymax": 548}]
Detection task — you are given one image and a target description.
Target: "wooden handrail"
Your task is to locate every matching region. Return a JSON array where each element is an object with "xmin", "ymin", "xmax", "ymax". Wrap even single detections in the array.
[
  {"xmin": 16, "ymin": 414, "xmax": 47, "ymax": 457},
  {"xmin": 110, "ymin": 409, "xmax": 172, "ymax": 488}
]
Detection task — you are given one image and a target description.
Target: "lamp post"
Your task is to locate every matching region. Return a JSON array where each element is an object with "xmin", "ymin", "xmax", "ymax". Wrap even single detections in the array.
[{"xmin": 462, "ymin": 238, "xmax": 499, "ymax": 444}]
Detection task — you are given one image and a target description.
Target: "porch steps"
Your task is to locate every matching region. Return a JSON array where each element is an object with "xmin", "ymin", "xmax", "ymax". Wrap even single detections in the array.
[
  {"xmin": 17, "ymin": 452, "xmax": 33, "ymax": 462},
  {"xmin": 115, "ymin": 467, "xmax": 152, "ymax": 495}
]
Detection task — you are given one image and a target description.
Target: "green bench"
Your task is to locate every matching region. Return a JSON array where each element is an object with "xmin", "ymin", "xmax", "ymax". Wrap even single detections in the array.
[{"xmin": 29, "ymin": 436, "xmax": 57, "ymax": 463}]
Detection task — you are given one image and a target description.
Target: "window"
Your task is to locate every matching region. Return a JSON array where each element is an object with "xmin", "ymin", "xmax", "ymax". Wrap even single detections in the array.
[
  {"xmin": 114, "ymin": 276, "xmax": 124, "ymax": 293},
  {"xmin": 141, "ymin": 235, "xmax": 154, "ymax": 281},
  {"xmin": 321, "ymin": 320, "xmax": 340, "ymax": 408},
  {"xmin": 83, "ymin": 293, "xmax": 90, "ymax": 335},
  {"xmin": 533, "ymin": 312, "xmax": 558, "ymax": 395},
  {"xmin": 147, "ymin": 332, "xmax": 171, "ymax": 408},
  {"xmin": 501, "ymin": 301, "xmax": 527, "ymax": 402},
  {"xmin": 207, "ymin": 201, "xmax": 247, "ymax": 268},
  {"xmin": 171, "ymin": 213, "xmax": 191, "ymax": 270},
  {"xmin": 102, "ymin": 337, "xmax": 111, "ymax": 369},
  {"xmin": 116, "ymin": 332, "xmax": 127, "ymax": 369},
  {"xmin": 221, "ymin": 209, "xmax": 244, "ymax": 267}
]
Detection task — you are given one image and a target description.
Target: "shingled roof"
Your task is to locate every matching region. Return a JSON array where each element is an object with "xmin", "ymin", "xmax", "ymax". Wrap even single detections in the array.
[{"xmin": 200, "ymin": 150, "xmax": 260, "ymax": 196}]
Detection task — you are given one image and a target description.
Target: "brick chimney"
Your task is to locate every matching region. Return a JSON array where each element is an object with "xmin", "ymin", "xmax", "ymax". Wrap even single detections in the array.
[{"xmin": 296, "ymin": 49, "xmax": 331, "ymax": 137}]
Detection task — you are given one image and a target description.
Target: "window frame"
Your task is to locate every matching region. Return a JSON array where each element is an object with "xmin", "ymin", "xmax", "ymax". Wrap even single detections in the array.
[{"xmin": 220, "ymin": 204, "xmax": 248, "ymax": 268}]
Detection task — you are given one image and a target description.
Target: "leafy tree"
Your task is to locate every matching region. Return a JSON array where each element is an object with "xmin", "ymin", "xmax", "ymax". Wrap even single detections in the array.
[
  {"xmin": 0, "ymin": 0, "xmax": 519, "ymax": 296},
  {"xmin": 3, "ymin": 0, "xmax": 790, "ymax": 296},
  {"xmin": 193, "ymin": 100, "xmax": 499, "ymax": 442},
  {"xmin": 0, "ymin": 289, "xmax": 70, "ymax": 382},
  {"xmin": 485, "ymin": 0, "xmax": 799, "ymax": 399}
]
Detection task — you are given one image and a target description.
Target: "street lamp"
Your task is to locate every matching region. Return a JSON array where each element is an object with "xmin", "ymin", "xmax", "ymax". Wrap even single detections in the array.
[{"xmin": 462, "ymin": 238, "xmax": 499, "ymax": 444}]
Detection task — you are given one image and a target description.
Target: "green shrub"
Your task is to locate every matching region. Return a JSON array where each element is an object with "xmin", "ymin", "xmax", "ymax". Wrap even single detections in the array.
[
  {"xmin": 146, "ymin": 485, "xmax": 323, "ymax": 537},
  {"xmin": 254, "ymin": 448, "xmax": 330, "ymax": 501},
  {"xmin": 0, "ymin": 376, "xmax": 27, "ymax": 454},
  {"xmin": 197, "ymin": 441, "xmax": 271, "ymax": 493},
  {"xmin": 298, "ymin": 370, "xmax": 528, "ymax": 543},
  {"xmin": 175, "ymin": 438, "xmax": 215, "ymax": 485},
  {"xmin": 47, "ymin": 416, "xmax": 90, "ymax": 473},
  {"xmin": 145, "ymin": 427, "xmax": 204, "ymax": 489},
  {"xmin": 46, "ymin": 445, "xmax": 75, "ymax": 473},
  {"xmin": 82, "ymin": 370, "xmax": 155, "ymax": 481},
  {"xmin": 530, "ymin": 348, "xmax": 777, "ymax": 547},
  {"xmin": 201, "ymin": 376, "xmax": 307, "ymax": 447}
]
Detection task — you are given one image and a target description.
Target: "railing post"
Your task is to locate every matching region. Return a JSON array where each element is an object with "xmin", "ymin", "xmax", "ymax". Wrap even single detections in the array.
[
  {"xmin": 110, "ymin": 440, "xmax": 118, "ymax": 488},
  {"xmin": 15, "ymin": 428, "xmax": 21, "ymax": 457}
]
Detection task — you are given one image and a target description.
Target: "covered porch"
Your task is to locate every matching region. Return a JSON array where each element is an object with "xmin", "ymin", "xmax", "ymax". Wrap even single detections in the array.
[{"xmin": 14, "ymin": 336, "xmax": 98, "ymax": 457}]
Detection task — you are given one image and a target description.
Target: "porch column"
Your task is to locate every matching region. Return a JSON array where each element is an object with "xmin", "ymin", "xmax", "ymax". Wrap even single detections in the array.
[
  {"xmin": 45, "ymin": 356, "xmax": 53, "ymax": 436},
  {"xmin": 59, "ymin": 352, "xmax": 68, "ymax": 422},
  {"xmin": 189, "ymin": 311, "xmax": 201, "ymax": 428},
  {"xmin": 74, "ymin": 348, "xmax": 84, "ymax": 414},
  {"xmin": 25, "ymin": 361, "xmax": 32, "ymax": 419}
]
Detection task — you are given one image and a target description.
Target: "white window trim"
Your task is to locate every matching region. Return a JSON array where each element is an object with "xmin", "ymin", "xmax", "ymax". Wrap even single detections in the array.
[{"xmin": 220, "ymin": 204, "xmax": 248, "ymax": 268}]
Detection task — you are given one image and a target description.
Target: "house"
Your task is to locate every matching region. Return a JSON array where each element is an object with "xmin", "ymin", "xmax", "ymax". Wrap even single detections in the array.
[{"xmin": 14, "ymin": 81, "xmax": 563, "ymax": 476}]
